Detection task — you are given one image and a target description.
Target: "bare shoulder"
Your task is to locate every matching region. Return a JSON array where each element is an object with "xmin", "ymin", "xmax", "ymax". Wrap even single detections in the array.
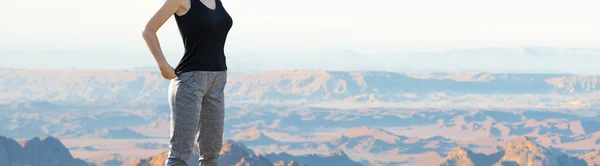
[
  {"xmin": 166, "ymin": 0, "xmax": 191, "ymax": 16},
  {"xmin": 144, "ymin": 0, "xmax": 187, "ymax": 32},
  {"xmin": 158, "ymin": 0, "xmax": 188, "ymax": 15}
]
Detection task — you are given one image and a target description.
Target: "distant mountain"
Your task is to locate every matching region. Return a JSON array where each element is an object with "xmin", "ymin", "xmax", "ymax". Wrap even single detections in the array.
[
  {"xmin": 341, "ymin": 126, "xmax": 404, "ymax": 144},
  {"xmin": 0, "ymin": 135, "xmax": 88, "ymax": 166},
  {"xmin": 329, "ymin": 126, "xmax": 456, "ymax": 154},
  {"xmin": 440, "ymin": 136, "xmax": 599, "ymax": 166},
  {"xmin": 2, "ymin": 69, "xmax": 600, "ymax": 107},
  {"xmin": 225, "ymin": 71, "xmax": 600, "ymax": 102},
  {"xmin": 0, "ymin": 69, "xmax": 168, "ymax": 105},
  {"xmin": 233, "ymin": 127, "xmax": 280, "ymax": 145}
]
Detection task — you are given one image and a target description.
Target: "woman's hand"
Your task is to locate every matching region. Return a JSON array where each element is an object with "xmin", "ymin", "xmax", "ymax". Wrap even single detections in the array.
[{"xmin": 158, "ymin": 63, "xmax": 177, "ymax": 80}]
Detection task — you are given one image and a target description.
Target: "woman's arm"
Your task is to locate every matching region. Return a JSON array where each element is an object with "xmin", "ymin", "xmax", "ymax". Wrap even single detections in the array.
[{"xmin": 142, "ymin": 0, "xmax": 183, "ymax": 79}]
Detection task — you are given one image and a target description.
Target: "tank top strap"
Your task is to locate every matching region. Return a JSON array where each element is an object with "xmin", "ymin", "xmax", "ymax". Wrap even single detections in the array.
[{"xmin": 215, "ymin": 0, "xmax": 222, "ymax": 10}]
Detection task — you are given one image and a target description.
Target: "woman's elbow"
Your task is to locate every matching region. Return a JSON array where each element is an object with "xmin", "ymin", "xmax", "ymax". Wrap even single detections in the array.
[{"xmin": 142, "ymin": 29, "xmax": 156, "ymax": 38}]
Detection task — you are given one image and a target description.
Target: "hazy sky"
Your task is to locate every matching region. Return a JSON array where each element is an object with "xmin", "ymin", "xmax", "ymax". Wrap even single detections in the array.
[{"xmin": 1, "ymin": 0, "xmax": 600, "ymax": 69}]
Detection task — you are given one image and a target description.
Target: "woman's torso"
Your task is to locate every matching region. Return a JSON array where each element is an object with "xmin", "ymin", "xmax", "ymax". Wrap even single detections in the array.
[{"xmin": 173, "ymin": 0, "xmax": 233, "ymax": 74}]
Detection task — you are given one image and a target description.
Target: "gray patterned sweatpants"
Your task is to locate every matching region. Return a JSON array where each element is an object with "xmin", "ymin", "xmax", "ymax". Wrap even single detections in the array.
[{"xmin": 165, "ymin": 71, "xmax": 227, "ymax": 166}]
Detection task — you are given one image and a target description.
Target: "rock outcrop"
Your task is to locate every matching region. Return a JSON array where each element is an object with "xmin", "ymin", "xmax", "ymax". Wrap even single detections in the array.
[
  {"xmin": 440, "ymin": 136, "xmax": 596, "ymax": 166},
  {"xmin": 131, "ymin": 140, "xmax": 363, "ymax": 166},
  {"xmin": 579, "ymin": 150, "xmax": 600, "ymax": 166},
  {"xmin": 440, "ymin": 147, "xmax": 503, "ymax": 166},
  {"xmin": 0, "ymin": 135, "xmax": 88, "ymax": 166}
]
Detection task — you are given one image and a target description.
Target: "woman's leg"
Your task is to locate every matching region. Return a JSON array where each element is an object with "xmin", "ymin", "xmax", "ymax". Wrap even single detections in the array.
[
  {"xmin": 165, "ymin": 72, "xmax": 210, "ymax": 166},
  {"xmin": 197, "ymin": 71, "xmax": 227, "ymax": 166}
]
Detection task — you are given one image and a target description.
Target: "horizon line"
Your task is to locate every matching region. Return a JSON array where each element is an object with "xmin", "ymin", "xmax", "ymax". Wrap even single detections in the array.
[{"xmin": 1, "ymin": 67, "xmax": 591, "ymax": 75}]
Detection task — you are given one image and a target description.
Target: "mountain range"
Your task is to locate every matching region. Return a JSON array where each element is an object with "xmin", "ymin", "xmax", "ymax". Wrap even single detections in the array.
[
  {"xmin": 2, "ymin": 67, "xmax": 600, "ymax": 165},
  {"xmin": 1, "ymin": 69, "xmax": 600, "ymax": 109},
  {"xmin": 0, "ymin": 135, "xmax": 358, "ymax": 166},
  {"xmin": 228, "ymin": 125, "xmax": 600, "ymax": 165},
  {"xmin": 2, "ymin": 135, "xmax": 599, "ymax": 166}
]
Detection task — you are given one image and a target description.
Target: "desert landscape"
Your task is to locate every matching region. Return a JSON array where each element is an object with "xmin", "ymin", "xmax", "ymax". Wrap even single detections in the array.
[
  {"xmin": 1, "ymin": 56, "xmax": 600, "ymax": 166},
  {"xmin": 3, "ymin": 0, "xmax": 600, "ymax": 161}
]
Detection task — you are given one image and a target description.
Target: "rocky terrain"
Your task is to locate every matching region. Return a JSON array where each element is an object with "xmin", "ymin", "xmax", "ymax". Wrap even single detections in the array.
[
  {"xmin": 2, "ymin": 135, "xmax": 599, "ymax": 166},
  {"xmin": 73, "ymin": 139, "xmax": 359, "ymax": 166},
  {"xmin": 1, "ymin": 101, "xmax": 600, "ymax": 165},
  {"xmin": 440, "ymin": 136, "xmax": 600, "ymax": 166},
  {"xmin": 229, "ymin": 124, "xmax": 600, "ymax": 165},
  {"xmin": 0, "ymin": 136, "xmax": 88, "ymax": 166}
]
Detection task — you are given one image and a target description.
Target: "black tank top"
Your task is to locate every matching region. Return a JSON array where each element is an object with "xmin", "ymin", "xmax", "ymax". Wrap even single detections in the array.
[{"xmin": 173, "ymin": 0, "xmax": 233, "ymax": 74}]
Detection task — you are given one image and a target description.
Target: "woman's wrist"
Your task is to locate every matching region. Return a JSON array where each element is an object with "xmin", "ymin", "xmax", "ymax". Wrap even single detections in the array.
[{"xmin": 157, "ymin": 61, "xmax": 170, "ymax": 67}]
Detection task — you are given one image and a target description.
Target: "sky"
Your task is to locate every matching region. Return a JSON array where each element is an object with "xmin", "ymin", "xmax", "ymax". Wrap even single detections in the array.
[{"xmin": 1, "ymin": 0, "xmax": 600, "ymax": 70}]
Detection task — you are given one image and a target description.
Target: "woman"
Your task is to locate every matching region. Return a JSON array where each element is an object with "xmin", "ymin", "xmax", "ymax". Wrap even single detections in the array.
[{"xmin": 142, "ymin": 0, "xmax": 233, "ymax": 165}]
